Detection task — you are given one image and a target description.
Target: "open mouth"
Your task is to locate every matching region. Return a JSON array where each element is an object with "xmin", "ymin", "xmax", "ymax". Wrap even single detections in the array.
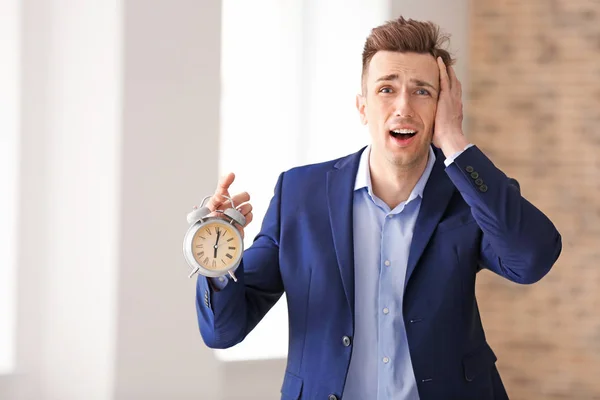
[{"xmin": 390, "ymin": 129, "xmax": 417, "ymax": 138}]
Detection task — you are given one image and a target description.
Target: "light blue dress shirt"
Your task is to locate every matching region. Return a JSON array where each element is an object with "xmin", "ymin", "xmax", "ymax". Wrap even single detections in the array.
[{"xmin": 342, "ymin": 145, "xmax": 437, "ymax": 400}]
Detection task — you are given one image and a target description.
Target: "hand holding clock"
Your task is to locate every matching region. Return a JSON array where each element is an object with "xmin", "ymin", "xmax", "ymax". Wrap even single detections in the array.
[
  {"xmin": 183, "ymin": 172, "xmax": 253, "ymax": 280},
  {"xmin": 206, "ymin": 172, "xmax": 254, "ymax": 239}
]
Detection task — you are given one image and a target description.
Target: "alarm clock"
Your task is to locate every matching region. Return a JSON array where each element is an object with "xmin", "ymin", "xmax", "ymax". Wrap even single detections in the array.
[{"xmin": 183, "ymin": 194, "xmax": 246, "ymax": 282}]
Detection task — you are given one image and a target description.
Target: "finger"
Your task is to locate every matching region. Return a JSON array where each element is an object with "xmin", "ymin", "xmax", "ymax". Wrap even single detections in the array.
[
  {"xmin": 217, "ymin": 172, "xmax": 235, "ymax": 193},
  {"xmin": 206, "ymin": 173, "xmax": 235, "ymax": 211},
  {"xmin": 437, "ymin": 57, "xmax": 450, "ymax": 92},
  {"xmin": 213, "ymin": 173, "xmax": 236, "ymax": 202},
  {"xmin": 244, "ymin": 212, "xmax": 253, "ymax": 227},
  {"xmin": 206, "ymin": 194, "xmax": 223, "ymax": 212},
  {"xmin": 237, "ymin": 203, "xmax": 253, "ymax": 216},
  {"xmin": 447, "ymin": 66, "xmax": 462, "ymax": 97},
  {"xmin": 206, "ymin": 193, "xmax": 225, "ymax": 212},
  {"xmin": 222, "ymin": 191, "xmax": 250, "ymax": 209}
]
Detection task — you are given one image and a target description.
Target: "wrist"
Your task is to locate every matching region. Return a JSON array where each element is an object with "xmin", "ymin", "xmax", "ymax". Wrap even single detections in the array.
[{"xmin": 438, "ymin": 132, "xmax": 470, "ymax": 157}]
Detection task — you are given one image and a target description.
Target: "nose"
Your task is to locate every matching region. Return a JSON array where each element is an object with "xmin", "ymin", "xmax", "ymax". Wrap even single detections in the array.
[{"xmin": 394, "ymin": 91, "xmax": 414, "ymax": 118}]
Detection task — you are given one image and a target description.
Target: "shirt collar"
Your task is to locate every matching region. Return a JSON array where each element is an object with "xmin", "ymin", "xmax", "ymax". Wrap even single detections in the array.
[{"xmin": 354, "ymin": 145, "xmax": 436, "ymax": 202}]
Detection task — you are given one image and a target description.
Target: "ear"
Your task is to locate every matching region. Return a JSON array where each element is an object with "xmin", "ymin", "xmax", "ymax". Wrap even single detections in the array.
[{"xmin": 356, "ymin": 94, "xmax": 368, "ymax": 125}]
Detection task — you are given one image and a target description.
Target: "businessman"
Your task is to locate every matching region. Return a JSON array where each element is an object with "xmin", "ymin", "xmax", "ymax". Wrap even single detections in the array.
[{"xmin": 194, "ymin": 16, "xmax": 562, "ymax": 400}]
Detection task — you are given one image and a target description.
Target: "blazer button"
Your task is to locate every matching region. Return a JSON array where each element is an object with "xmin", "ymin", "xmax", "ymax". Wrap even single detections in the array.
[
  {"xmin": 479, "ymin": 184, "xmax": 488, "ymax": 192},
  {"xmin": 470, "ymin": 171, "xmax": 479, "ymax": 179},
  {"xmin": 342, "ymin": 336, "xmax": 352, "ymax": 347},
  {"xmin": 475, "ymin": 178, "xmax": 483, "ymax": 186},
  {"xmin": 466, "ymin": 166, "xmax": 474, "ymax": 173},
  {"xmin": 328, "ymin": 395, "xmax": 339, "ymax": 400}
]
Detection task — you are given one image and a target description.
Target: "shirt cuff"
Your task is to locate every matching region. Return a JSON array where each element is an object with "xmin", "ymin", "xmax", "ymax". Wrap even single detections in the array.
[
  {"xmin": 443, "ymin": 143, "xmax": 474, "ymax": 167},
  {"xmin": 209, "ymin": 276, "xmax": 230, "ymax": 291}
]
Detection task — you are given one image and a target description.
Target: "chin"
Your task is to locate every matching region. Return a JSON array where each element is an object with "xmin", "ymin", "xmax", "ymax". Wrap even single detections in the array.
[{"xmin": 384, "ymin": 143, "xmax": 429, "ymax": 167}]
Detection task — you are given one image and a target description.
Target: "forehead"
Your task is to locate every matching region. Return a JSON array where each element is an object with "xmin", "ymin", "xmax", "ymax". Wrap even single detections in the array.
[{"xmin": 366, "ymin": 51, "xmax": 439, "ymax": 85}]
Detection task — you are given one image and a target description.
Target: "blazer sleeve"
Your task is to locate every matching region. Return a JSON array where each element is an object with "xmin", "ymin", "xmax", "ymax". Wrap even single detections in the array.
[
  {"xmin": 195, "ymin": 173, "xmax": 285, "ymax": 348},
  {"xmin": 444, "ymin": 145, "xmax": 562, "ymax": 284}
]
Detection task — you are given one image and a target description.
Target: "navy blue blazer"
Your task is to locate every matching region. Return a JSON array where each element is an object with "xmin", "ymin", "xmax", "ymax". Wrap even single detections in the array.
[{"xmin": 196, "ymin": 145, "xmax": 562, "ymax": 400}]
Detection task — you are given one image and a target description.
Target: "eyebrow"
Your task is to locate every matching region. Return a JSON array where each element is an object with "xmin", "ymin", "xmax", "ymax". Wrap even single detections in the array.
[{"xmin": 375, "ymin": 74, "xmax": 438, "ymax": 92}]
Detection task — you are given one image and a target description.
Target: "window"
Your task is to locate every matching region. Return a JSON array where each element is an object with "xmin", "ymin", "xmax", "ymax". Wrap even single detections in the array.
[
  {"xmin": 0, "ymin": 0, "xmax": 20, "ymax": 375},
  {"xmin": 218, "ymin": 0, "xmax": 388, "ymax": 362},
  {"xmin": 217, "ymin": 0, "xmax": 302, "ymax": 362}
]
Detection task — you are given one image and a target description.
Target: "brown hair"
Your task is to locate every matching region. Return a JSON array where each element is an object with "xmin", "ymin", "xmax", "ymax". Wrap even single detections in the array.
[{"xmin": 361, "ymin": 16, "xmax": 454, "ymax": 91}]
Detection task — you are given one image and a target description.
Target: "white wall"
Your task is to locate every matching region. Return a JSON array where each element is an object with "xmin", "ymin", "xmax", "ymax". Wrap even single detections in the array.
[
  {"xmin": 3, "ymin": 0, "xmax": 53, "ymax": 397},
  {"xmin": 113, "ymin": 0, "xmax": 222, "ymax": 398},
  {"xmin": 39, "ymin": 1, "xmax": 121, "ymax": 398},
  {"xmin": 4, "ymin": 1, "xmax": 226, "ymax": 399},
  {"xmin": 0, "ymin": 1, "xmax": 469, "ymax": 399},
  {"xmin": 0, "ymin": 0, "xmax": 20, "ymax": 377}
]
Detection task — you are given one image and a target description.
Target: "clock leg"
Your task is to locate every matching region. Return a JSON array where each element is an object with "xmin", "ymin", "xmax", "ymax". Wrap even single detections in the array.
[
  {"xmin": 228, "ymin": 270, "xmax": 238, "ymax": 282},
  {"xmin": 188, "ymin": 266, "xmax": 199, "ymax": 279}
]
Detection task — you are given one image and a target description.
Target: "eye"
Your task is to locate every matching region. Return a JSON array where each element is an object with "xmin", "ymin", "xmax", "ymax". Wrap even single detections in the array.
[
  {"xmin": 379, "ymin": 87, "xmax": 393, "ymax": 94},
  {"xmin": 415, "ymin": 88, "xmax": 430, "ymax": 96}
]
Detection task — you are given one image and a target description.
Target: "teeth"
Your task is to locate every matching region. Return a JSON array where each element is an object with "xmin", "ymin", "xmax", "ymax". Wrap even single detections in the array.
[{"xmin": 392, "ymin": 129, "xmax": 416, "ymax": 134}]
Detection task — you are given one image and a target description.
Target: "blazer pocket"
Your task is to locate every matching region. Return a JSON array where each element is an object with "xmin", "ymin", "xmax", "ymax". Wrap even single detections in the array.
[
  {"xmin": 437, "ymin": 213, "xmax": 476, "ymax": 234},
  {"xmin": 281, "ymin": 371, "xmax": 303, "ymax": 400},
  {"xmin": 463, "ymin": 341, "xmax": 498, "ymax": 382}
]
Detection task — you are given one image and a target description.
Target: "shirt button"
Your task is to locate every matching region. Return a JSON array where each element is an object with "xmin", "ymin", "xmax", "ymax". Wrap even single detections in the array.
[
  {"xmin": 383, "ymin": 307, "xmax": 389, "ymax": 315},
  {"xmin": 387, "ymin": 214, "xmax": 394, "ymax": 219},
  {"xmin": 383, "ymin": 357, "xmax": 390, "ymax": 364},
  {"xmin": 384, "ymin": 260, "xmax": 391, "ymax": 267},
  {"xmin": 328, "ymin": 395, "xmax": 339, "ymax": 400}
]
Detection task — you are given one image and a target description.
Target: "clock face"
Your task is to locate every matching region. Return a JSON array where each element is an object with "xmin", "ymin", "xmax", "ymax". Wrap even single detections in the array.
[{"xmin": 191, "ymin": 219, "xmax": 242, "ymax": 272}]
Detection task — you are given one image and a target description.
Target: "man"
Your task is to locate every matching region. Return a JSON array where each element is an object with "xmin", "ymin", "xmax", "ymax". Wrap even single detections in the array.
[{"xmin": 194, "ymin": 16, "xmax": 562, "ymax": 400}]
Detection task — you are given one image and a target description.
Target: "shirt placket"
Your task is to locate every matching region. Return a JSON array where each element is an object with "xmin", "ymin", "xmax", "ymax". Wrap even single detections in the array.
[{"xmin": 378, "ymin": 211, "xmax": 397, "ymax": 399}]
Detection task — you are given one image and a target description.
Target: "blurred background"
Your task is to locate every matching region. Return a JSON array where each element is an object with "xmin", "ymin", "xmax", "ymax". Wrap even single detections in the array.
[{"xmin": 0, "ymin": 0, "xmax": 598, "ymax": 399}]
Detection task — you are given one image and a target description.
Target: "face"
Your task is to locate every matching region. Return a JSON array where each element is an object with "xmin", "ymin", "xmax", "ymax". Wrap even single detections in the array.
[
  {"xmin": 356, "ymin": 51, "xmax": 440, "ymax": 169},
  {"xmin": 192, "ymin": 219, "xmax": 242, "ymax": 272}
]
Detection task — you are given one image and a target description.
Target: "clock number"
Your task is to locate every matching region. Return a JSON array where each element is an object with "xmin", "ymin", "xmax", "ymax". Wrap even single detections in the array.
[
  {"xmin": 203, "ymin": 257, "xmax": 209, "ymax": 265},
  {"xmin": 228, "ymin": 247, "xmax": 236, "ymax": 250},
  {"xmin": 215, "ymin": 227, "xmax": 221, "ymax": 235},
  {"xmin": 206, "ymin": 227, "xmax": 211, "ymax": 235},
  {"xmin": 196, "ymin": 244, "xmax": 203, "ymax": 248},
  {"xmin": 212, "ymin": 260, "xmax": 217, "ymax": 269},
  {"xmin": 227, "ymin": 238, "xmax": 233, "ymax": 242},
  {"xmin": 226, "ymin": 254, "xmax": 233, "ymax": 259},
  {"xmin": 196, "ymin": 251, "xmax": 205, "ymax": 257}
]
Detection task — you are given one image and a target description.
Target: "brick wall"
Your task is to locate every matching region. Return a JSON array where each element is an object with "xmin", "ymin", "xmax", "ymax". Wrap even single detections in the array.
[{"xmin": 469, "ymin": 1, "xmax": 600, "ymax": 399}]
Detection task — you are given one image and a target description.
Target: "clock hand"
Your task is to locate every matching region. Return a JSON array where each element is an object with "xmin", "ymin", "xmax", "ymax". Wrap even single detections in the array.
[{"xmin": 213, "ymin": 230, "xmax": 221, "ymax": 258}]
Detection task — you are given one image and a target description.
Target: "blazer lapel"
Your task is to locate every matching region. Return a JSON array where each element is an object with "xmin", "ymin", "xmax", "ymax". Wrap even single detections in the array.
[
  {"xmin": 405, "ymin": 148, "xmax": 456, "ymax": 289},
  {"xmin": 326, "ymin": 148, "xmax": 363, "ymax": 316}
]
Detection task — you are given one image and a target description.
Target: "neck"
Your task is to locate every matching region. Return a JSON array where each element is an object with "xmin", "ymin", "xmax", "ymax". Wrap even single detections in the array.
[{"xmin": 369, "ymin": 149, "xmax": 429, "ymax": 210}]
